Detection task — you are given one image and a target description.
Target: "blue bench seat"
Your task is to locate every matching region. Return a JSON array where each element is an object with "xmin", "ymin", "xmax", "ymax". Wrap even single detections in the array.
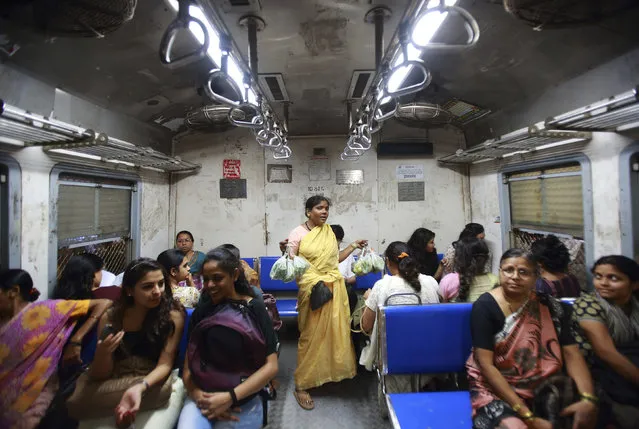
[
  {"xmin": 275, "ymin": 298, "xmax": 298, "ymax": 318},
  {"xmin": 387, "ymin": 391, "xmax": 472, "ymax": 429}
]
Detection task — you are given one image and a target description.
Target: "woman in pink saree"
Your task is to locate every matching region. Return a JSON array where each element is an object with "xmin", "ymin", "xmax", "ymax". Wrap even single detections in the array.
[{"xmin": 0, "ymin": 269, "xmax": 111, "ymax": 429}]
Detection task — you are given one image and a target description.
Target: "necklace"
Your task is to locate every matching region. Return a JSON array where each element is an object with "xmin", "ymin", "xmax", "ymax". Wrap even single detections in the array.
[{"xmin": 304, "ymin": 221, "xmax": 312, "ymax": 231}]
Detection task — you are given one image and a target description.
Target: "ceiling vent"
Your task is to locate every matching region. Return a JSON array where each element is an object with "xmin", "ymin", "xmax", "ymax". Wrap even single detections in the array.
[
  {"xmin": 184, "ymin": 105, "xmax": 233, "ymax": 132},
  {"xmin": 442, "ymin": 99, "xmax": 491, "ymax": 126},
  {"xmin": 395, "ymin": 102, "xmax": 455, "ymax": 128},
  {"xmin": 220, "ymin": 0, "xmax": 262, "ymax": 14},
  {"xmin": 258, "ymin": 73, "xmax": 289, "ymax": 102},
  {"xmin": 347, "ymin": 70, "xmax": 375, "ymax": 100}
]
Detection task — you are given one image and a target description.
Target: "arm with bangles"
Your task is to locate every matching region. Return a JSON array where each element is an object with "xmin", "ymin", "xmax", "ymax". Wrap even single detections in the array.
[
  {"xmin": 581, "ymin": 320, "xmax": 639, "ymax": 385},
  {"xmin": 339, "ymin": 240, "xmax": 368, "ymax": 263},
  {"xmin": 561, "ymin": 345, "xmax": 598, "ymax": 428},
  {"xmin": 115, "ymin": 309, "xmax": 185, "ymax": 426},
  {"xmin": 63, "ymin": 299, "xmax": 112, "ymax": 364}
]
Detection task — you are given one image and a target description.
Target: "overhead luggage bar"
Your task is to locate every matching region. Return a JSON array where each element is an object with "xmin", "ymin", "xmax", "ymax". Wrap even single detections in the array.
[{"xmin": 545, "ymin": 87, "xmax": 639, "ymax": 132}]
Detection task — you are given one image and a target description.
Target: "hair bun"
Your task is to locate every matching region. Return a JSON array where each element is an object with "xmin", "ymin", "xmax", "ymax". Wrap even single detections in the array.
[{"xmin": 28, "ymin": 287, "xmax": 41, "ymax": 302}]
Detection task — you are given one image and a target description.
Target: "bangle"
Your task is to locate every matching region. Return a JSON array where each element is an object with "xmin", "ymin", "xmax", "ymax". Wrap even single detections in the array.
[
  {"xmin": 580, "ymin": 392, "xmax": 599, "ymax": 404},
  {"xmin": 228, "ymin": 389, "xmax": 238, "ymax": 406},
  {"xmin": 520, "ymin": 411, "xmax": 534, "ymax": 421},
  {"xmin": 351, "ymin": 243, "xmax": 358, "ymax": 249},
  {"xmin": 512, "ymin": 403, "xmax": 522, "ymax": 413},
  {"xmin": 139, "ymin": 379, "xmax": 149, "ymax": 394}
]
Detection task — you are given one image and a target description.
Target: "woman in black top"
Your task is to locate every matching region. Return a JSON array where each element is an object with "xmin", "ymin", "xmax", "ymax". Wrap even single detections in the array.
[
  {"xmin": 179, "ymin": 248, "xmax": 278, "ymax": 428},
  {"xmin": 407, "ymin": 228, "xmax": 443, "ymax": 281}
]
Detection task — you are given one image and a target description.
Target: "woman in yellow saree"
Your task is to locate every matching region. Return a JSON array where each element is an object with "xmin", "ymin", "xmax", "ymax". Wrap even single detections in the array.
[{"xmin": 287, "ymin": 195, "xmax": 367, "ymax": 410}]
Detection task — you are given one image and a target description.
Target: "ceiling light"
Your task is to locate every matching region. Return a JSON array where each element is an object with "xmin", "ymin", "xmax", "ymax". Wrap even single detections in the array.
[
  {"xmin": 49, "ymin": 149, "xmax": 102, "ymax": 161},
  {"xmin": 534, "ymin": 138, "xmax": 585, "ymax": 151},
  {"xmin": 107, "ymin": 160, "xmax": 136, "ymax": 167}
]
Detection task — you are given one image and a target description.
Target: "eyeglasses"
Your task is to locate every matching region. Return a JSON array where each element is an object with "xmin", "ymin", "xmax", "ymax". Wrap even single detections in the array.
[
  {"xmin": 177, "ymin": 239, "xmax": 192, "ymax": 244},
  {"xmin": 500, "ymin": 267, "xmax": 534, "ymax": 278}
]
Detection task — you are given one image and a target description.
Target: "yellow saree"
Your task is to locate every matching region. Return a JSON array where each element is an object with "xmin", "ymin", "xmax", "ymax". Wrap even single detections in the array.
[{"xmin": 294, "ymin": 223, "xmax": 356, "ymax": 390}]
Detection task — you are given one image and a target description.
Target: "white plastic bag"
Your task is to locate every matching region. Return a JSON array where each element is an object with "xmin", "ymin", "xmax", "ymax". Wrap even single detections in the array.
[
  {"xmin": 353, "ymin": 246, "xmax": 373, "ymax": 276},
  {"xmin": 369, "ymin": 249, "xmax": 385, "ymax": 272},
  {"xmin": 270, "ymin": 254, "xmax": 296, "ymax": 282}
]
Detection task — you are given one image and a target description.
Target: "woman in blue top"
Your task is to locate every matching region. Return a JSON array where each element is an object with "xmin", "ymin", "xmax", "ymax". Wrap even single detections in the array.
[{"xmin": 176, "ymin": 231, "xmax": 206, "ymax": 288}]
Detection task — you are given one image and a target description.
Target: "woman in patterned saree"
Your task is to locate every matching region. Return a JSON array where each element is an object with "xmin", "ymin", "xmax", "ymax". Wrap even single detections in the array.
[
  {"xmin": 287, "ymin": 195, "xmax": 367, "ymax": 410},
  {"xmin": 0, "ymin": 268, "xmax": 111, "ymax": 429},
  {"xmin": 176, "ymin": 230, "xmax": 206, "ymax": 289},
  {"xmin": 467, "ymin": 249, "xmax": 597, "ymax": 429}
]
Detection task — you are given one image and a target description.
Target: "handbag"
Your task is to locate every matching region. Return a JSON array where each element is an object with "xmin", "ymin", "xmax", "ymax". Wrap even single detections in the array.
[
  {"xmin": 310, "ymin": 280, "xmax": 333, "ymax": 311},
  {"xmin": 262, "ymin": 293, "xmax": 283, "ymax": 331}
]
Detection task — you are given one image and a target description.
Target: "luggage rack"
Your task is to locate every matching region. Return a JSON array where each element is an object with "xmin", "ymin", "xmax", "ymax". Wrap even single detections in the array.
[
  {"xmin": 0, "ymin": 100, "xmax": 200, "ymax": 173},
  {"xmin": 546, "ymin": 87, "xmax": 639, "ymax": 132},
  {"xmin": 438, "ymin": 126, "xmax": 591, "ymax": 165}
]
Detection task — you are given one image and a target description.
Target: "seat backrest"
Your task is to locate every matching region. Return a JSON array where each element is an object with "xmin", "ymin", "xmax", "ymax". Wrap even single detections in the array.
[
  {"xmin": 258, "ymin": 256, "xmax": 298, "ymax": 292},
  {"xmin": 380, "ymin": 303, "xmax": 472, "ymax": 375},
  {"xmin": 242, "ymin": 257, "xmax": 255, "ymax": 270},
  {"xmin": 437, "ymin": 253, "xmax": 444, "ymax": 263},
  {"xmin": 177, "ymin": 308, "xmax": 194, "ymax": 372},
  {"xmin": 354, "ymin": 270, "xmax": 383, "ymax": 290}
]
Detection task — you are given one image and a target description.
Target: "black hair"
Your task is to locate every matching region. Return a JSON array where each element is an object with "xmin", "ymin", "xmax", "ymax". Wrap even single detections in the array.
[
  {"xmin": 114, "ymin": 258, "xmax": 179, "ymax": 352},
  {"xmin": 53, "ymin": 255, "xmax": 97, "ymax": 300},
  {"xmin": 217, "ymin": 244, "xmax": 241, "ymax": 259},
  {"xmin": 176, "ymin": 230, "xmax": 194, "ymax": 242},
  {"xmin": 499, "ymin": 248, "xmax": 538, "ymax": 274},
  {"xmin": 407, "ymin": 228, "xmax": 439, "ymax": 276},
  {"xmin": 204, "ymin": 247, "xmax": 254, "ymax": 298},
  {"xmin": 330, "ymin": 225, "xmax": 345, "ymax": 242},
  {"xmin": 157, "ymin": 249, "xmax": 187, "ymax": 276},
  {"xmin": 458, "ymin": 223, "xmax": 485, "ymax": 241},
  {"xmin": 592, "ymin": 255, "xmax": 639, "ymax": 283},
  {"xmin": 82, "ymin": 253, "xmax": 104, "ymax": 272},
  {"xmin": 305, "ymin": 195, "xmax": 330, "ymax": 217},
  {"xmin": 0, "ymin": 268, "xmax": 39, "ymax": 302},
  {"xmin": 385, "ymin": 241, "xmax": 421, "ymax": 292},
  {"xmin": 454, "ymin": 237, "xmax": 490, "ymax": 302},
  {"xmin": 531, "ymin": 235, "xmax": 571, "ymax": 274}
]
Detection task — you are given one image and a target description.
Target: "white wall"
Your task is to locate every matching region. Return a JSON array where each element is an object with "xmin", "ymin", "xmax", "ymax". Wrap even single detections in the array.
[
  {"xmin": 172, "ymin": 124, "xmax": 470, "ymax": 258},
  {"xmin": 468, "ymin": 132, "xmax": 637, "ymax": 273}
]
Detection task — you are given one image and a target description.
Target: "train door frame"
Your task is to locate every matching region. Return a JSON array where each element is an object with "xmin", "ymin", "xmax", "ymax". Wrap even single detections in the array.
[
  {"xmin": 0, "ymin": 154, "xmax": 21, "ymax": 270},
  {"xmin": 498, "ymin": 154, "xmax": 595, "ymax": 285},
  {"xmin": 619, "ymin": 141, "xmax": 639, "ymax": 261},
  {"xmin": 48, "ymin": 164, "xmax": 141, "ymax": 294}
]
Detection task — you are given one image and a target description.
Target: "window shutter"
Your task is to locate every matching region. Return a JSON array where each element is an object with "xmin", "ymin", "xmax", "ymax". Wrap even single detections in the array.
[
  {"xmin": 98, "ymin": 188, "xmax": 131, "ymax": 237},
  {"xmin": 57, "ymin": 185, "xmax": 97, "ymax": 241}
]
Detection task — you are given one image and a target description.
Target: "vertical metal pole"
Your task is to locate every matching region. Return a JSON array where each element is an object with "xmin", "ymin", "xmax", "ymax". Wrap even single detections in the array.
[
  {"xmin": 283, "ymin": 102, "xmax": 290, "ymax": 133},
  {"xmin": 247, "ymin": 17, "xmax": 259, "ymax": 77},
  {"xmin": 346, "ymin": 101, "xmax": 353, "ymax": 130},
  {"xmin": 374, "ymin": 9, "xmax": 384, "ymax": 69}
]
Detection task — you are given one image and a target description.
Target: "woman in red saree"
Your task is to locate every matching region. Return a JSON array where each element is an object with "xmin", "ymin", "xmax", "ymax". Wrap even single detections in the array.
[
  {"xmin": 467, "ymin": 249, "xmax": 597, "ymax": 429},
  {"xmin": 0, "ymin": 268, "xmax": 111, "ymax": 429}
]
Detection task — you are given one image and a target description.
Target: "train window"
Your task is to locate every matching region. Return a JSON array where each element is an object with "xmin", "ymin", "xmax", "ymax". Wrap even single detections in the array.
[
  {"xmin": 0, "ymin": 155, "xmax": 21, "ymax": 270},
  {"xmin": 50, "ymin": 169, "xmax": 140, "ymax": 291},
  {"xmin": 619, "ymin": 143, "xmax": 639, "ymax": 262},
  {"xmin": 500, "ymin": 158, "xmax": 593, "ymax": 287}
]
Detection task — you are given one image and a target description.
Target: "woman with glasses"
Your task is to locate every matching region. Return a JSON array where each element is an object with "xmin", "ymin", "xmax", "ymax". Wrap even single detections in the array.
[
  {"xmin": 176, "ymin": 231, "xmax": 206, "ymax": 289},
  {"xmin": 466, "ymin": 249, "xmax": 597, "ymax": 429}
]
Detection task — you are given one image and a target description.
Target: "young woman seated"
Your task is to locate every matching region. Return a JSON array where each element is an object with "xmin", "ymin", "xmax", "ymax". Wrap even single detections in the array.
[
  {"xmin": 531, "ymin": 235, "xmax": 581, "ymax": 298},
  {"xmin": 67, "ymin": 258, "xmax": 186, "ymax": 429},
  {"xmin": 178, "ymin": 248, "xmax": 278, "ymax": 429},
  {"xmin": 158, "ymin": 249, "xmax": 200, "ymax": 308}
]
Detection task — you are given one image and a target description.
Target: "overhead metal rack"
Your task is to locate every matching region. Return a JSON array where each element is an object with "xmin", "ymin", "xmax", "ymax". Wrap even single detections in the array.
[
  {"xmin": 438, "ymin": 126, "xmax": 591, "ymax": 165},
  {"xmin": 546, "ymin": 87, "xmax": 639, "ymax": 132},
  {"xmin": 0, "ymin": 99, "xmax": 200, "ymax": 173}
]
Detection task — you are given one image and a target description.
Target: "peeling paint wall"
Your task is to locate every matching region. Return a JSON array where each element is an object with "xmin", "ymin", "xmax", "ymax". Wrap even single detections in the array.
[
  {"xmin": 469, "ymin": 132, "xmax": 636, "ymax": 273},
  {"xmin": 172, "ymin": 124, "xmax": 469, "ymax": 258},
  {"xmin": 140, "ymin": 175, "xmax": 172, "ymax": 259}
]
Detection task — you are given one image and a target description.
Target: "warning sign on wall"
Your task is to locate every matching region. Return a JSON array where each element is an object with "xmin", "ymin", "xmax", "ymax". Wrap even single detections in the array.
[{"xmin": 223, "ymin": 159, "xmax": 241, "ymax": 179}]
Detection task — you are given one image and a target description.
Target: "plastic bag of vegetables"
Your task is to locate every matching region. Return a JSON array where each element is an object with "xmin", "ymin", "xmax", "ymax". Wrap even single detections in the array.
[
  {"xmin": 352, "ymin": 247, "xmax": 373, "ymax": 276},
  {"xmin": 369, "ymin": 248, "xmax": 385, "ymax": 272},
  {"xmin": 270, "ymin": 254, "xmax": 296, "ymax": 282},
  {"xmin": 292, "ymin": 255, "xmax": 310, "ymax": 277}
]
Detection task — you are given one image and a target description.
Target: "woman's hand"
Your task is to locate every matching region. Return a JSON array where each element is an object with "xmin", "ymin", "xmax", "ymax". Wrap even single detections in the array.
[
  {"xmin": 560, "ymin": 400, "xmax": 598, "ymax": 429},
  {"xmin": 62, "ymin": 343, "xmax": 82, "ymax": 365},
  {"xmin": 352, "ymin": 240, "xmax": 368, "ymax": 249},
  {"xmin": 96, "ymin": 331, "xmax": 125, "ymax": 357},
  {"xmin": 279, "ymin": 239, "xmax": 289, "ymax": 254},
  {"xmin": 197, "ymin": 391, "xmax": 239, "ymax": 421},
  {"xmin": 363, "ymin": 288, "xmax": 372, "ymax": 300},
  {"xmin": 527, "ymin": 418, "xmax": 553, "ymax": 429},
  {"xmin": 115, "ymin": 383, "xmax": 145, "ymax": 427},
  {"xmin": 185, "ymin": 272, "xmax": 195, "ymax": 287}
]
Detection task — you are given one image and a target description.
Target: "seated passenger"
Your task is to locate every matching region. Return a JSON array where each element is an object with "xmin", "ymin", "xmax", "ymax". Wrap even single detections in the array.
[
  {"xmin": 53, "ymin": 255, "xmax": 98, "ymax": 300},
  {"xmin": 439, "ymin": 237, "xmax": 498, "ymax": 303},
  {"xmin": 531, "ymin": 235, "xmax": 581, "ymax": 298},
  {"xmin": 177, "ymin": 230, "xmax": 206, "ymax": 289},
  {"xmin": 360, "ymin": 241, "xmax": 440, "ymax": 376},
  {"xmin": 157, "ymin": 249, "xmax": 201, "ymax": 308},
  {"xmin": 572, "ymin": 255, "xmax": 639, "ymax": 429},
  {"xmin": 67, "ymin": 258, "xmax": 186, "ymax": 429},
  {"xmin": 178, "ymin": 248, "xmax": 278, "ymax": 429},
  {"xmin": 0, "ymin": 269, "xmax": 111, "ymax": 429},
  {"xmin": 407, "ymin": 227, "xmax": 444, "ymax": 281},
  {"xmin": 467, "ymin": 249, "xmax": 597, "ymax": 429},
  {"xmin": 217, "ymin": 243, "xmax": 260, "ymax": 293},
  {"xmin": 443, "ymin": 223, "xmax": 491, "ymax": 276}
]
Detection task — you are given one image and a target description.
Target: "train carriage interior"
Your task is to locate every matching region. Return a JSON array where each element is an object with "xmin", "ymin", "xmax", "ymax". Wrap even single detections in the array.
[{"xmin": 1, "ymin": 0, "xmax": 639, "ymax": 428}]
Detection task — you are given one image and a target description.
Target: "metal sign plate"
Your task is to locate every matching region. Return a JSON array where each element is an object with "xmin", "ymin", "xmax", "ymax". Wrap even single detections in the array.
[
  {"xmin": 336, "ymin": 169, "xmax": 364, "ymax": 185},
  {"xmin": 220, "ymin": 179, "xmax": 247, "ymax": 199},
  {"xmin": 267, "ymin": 164, "xmax": 292, "ymax": 183},
  {"xmin": 398, "ymin": 181, "xmax": 425, "ymax": 201}
]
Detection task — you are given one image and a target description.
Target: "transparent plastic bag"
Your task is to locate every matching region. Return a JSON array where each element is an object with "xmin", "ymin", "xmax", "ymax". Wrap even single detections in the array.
[
  {"xmin": 353, "ymin": 246, "xmax": 373, "ymax": 276},
  {"xmin": 270, "ymin": 254, "xmax": 296, "ymax": 282},
  {"xmin": 369, "ymin": 248, "xmax": 385, "ymax": 272},
  {"xmin": 292, "ymin": 255, "xmax": 310, "ymax": 277}
]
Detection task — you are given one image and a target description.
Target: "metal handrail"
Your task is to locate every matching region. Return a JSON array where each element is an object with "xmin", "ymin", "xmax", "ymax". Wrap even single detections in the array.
[
  {"xmin": 411, "ymin": 4, "xmax": 480, "ymax": 50},
  {"xmin": 159, "ymin": 0, "xmax": 209, "ymax": 68}
]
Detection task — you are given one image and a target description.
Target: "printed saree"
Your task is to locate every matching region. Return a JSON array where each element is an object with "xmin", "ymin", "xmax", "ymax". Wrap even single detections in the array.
[
  {"xmin": 294, "ymin": 223, "xmax": 356, "ymax": 390},
  {"xmin": 0, "ymin": 299, "xmax": 89, "ymax": 429}
]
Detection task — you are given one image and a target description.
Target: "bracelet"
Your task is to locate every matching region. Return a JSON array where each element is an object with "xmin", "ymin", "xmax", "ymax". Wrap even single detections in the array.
[
  {"xmin": 512, "ymin": 403, "xmax": 522, "ymax": 413},
  {"xmin": 520, "ymin": 411, "xmax": 535, "ymax": 421},
  {"xmin": 351, "ymin": 243, "xmax": 358, "ymax": 249},
  {"xmin": 228, "ymin": 389, "xmax": 238, "ymax": 406},
  {"xmin": 139, "ymin": 379, "xmax": 149, "ymax": 395},
  {"xmin": 580, "ymin": 392, "xmax": 599, "ymax": 404}
]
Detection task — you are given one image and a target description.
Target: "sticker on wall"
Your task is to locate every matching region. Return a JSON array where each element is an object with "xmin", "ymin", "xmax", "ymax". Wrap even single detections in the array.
[
  {"xmin": 223, "ymin": 159, "xmax": 241, "ymax": 179},
  {"xmin": 336, "ymin": 169, "xmax": 364, "ymax": 185},
  {"xmin": 267, "ymin": 164, "xmax": 292, "ymax": 183},
  {"xmin": 220, "ymin": 179, "xmax": 247, "ymax": 199},
  {"xmin": 398, "ymin": 181, "xmax": 425, "ymax": 202},
  {"xmin": 396, "ymin": 164, "xmax": 424, "ymax": 180},
  {"xmin": 309, "ymin": 158, "xmax": 331, "ymax": 181}
]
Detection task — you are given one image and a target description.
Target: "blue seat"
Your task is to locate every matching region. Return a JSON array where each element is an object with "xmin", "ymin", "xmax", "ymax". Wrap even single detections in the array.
[
  {"xmin": 355, "ymin": 270, "xmax": 383, "ymax": 290},
  {"xmin": 437, "ymin": 253, "xmax": 444, "ymax": 263},
  {"xmin": 276, "ymin": 299, "xmax": 298, "ymax": 318},
  {"xmin": 258, "ymin": 257, "xmax": 298, "ymax": 292},
  {"xmin": 176, "ymin": 308, "xmax": 194, "ymax": 372},
  {"xmin": 379, "ymin": 303, "xmax": 473, "ymax": 428},
  {"xmin": 242, "ymin": 257, "xmax": 255, "ymax": 269}
]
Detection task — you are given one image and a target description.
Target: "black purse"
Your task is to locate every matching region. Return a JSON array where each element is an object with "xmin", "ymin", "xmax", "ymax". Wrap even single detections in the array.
[{"xmin": 310, "ymin": 281, "xmax": 333, "ymax": 311}]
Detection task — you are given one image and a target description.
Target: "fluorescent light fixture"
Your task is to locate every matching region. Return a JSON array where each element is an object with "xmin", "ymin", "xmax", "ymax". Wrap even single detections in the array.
[
  {"xmin": 472, "ymin": 158, "xmax": 493, "ymax": 165},
  {"xmin": 502, "ymin": 150, "xmax": 529, "ymax": 158},
  {"xmin": 534, "ymin": 138, "xmax": 586, "ymax": 151},
  {"xmin": 107, "ymin": 160, "xmax": 136, "ymax": 167},
  {"xmin": 49, "ymin": 149, "xmax": 102, "ymax": 160}
]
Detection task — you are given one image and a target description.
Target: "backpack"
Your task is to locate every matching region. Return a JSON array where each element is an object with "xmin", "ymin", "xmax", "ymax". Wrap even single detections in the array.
[{"xmin": 187, "ymin": 300, "xmax": 267, "ymax": 394}]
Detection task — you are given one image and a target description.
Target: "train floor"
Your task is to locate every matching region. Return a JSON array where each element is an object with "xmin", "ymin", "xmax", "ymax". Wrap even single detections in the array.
[{"xmin": 265, "ymin": 320, "xmax": 392, "ymax": 429}]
